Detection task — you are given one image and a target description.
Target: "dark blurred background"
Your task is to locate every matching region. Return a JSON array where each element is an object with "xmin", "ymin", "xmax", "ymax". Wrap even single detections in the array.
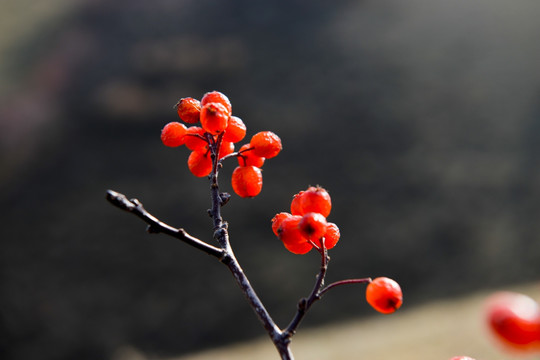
[{"xmin": 1, "ymin": 0, "xmax": 540, "ymax": 359}]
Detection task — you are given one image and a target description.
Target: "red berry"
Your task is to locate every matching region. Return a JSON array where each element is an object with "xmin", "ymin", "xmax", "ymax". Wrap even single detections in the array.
[
  {"xmin": 271, "ymin": 212, "xmax": 292, "ymax": 236},
  {"xmin": 299, "ymin": 186, "xmax": 332, "ymax": 217},
  {"xmin": 175, "ymin": 97, "xmax": 201, "ymax": 124},
  {"xmin": 238, "ymin": 144, "xmax": 265, "ymax": 168},
  {"xmin": 250, "ymin": 131, "xmax": 282, "ymax": 158},
  {"xmin": 299, "ymin": 212, "xmax": 327, "ymax": 241},
  {"xmin": 366, "ymin": 277, "xmax": 403, "ymax": 314},
  {"xmin": 201, "ymin": 91, "xmax": 232, "ymax": 116},
  {"xmin": 323, "ymin": 222, "xmax": 340, "ymax": 250},
  {"xmin": 223, "ymin": 116, "xmax": 246, "ymax": 143},
  {"xmin": 231, "ymin": 166, "xmax": 263, "ymax": 198},
  {"xmin": 200, "ymin": 102, "xmax": 229, "ymax": 135},
  {"xmin": 184, "ymin": 126, "xmax": 208, "ymax": 152},
  {"xmin": 486, "ymin": 292, "xmax": 540, "ymax": 351},
  {"xmin": 290, "ymin": 191, "xmax": 305, "ymax": 215},
  {"xmin": 161, "ymin": 122, "xmax": 187, "ymax": 147},
  {"xmin": 187, "ymin": 150, "xmax": 212, "ymax": 177},
  {"xmin": 218, "ymin": 141, "xmax": 235, "ymax": 159},
  {"xmin": 277, "ymin": 215, "xmax": 312, "ymax": 255}
]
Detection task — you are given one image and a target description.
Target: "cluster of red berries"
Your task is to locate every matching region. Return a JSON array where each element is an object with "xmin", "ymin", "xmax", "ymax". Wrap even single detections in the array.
[
  {"xmin": 160, "ymin": 91, "xmax": 282, "ymax": 198},
  {"xmin": 271, "ymin": 186, "xmax": 338, "ymax": 254},
  {"xmin": 485, "ymin": 291, "xmax": 540, "ymax": 352},
  {"xmin": 366, "ymin": 277, "xmax": 403, "ymax": 314}
]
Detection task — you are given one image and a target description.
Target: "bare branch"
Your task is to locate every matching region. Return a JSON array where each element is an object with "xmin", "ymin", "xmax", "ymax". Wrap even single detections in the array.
[
  {"xmin": 106, "ymin": 190, "xmax": 225, "ymax": 259},
  {"xmin": 283, "ymin": 247, "xmax": 330, "ymax": 339}
]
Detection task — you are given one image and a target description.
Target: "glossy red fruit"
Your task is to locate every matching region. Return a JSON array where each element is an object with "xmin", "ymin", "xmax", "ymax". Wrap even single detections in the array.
[
  {"xmin": 486, "ymin": 292, "xmax": 540, "ymax": 352},
  {"xmin": 299, "ymin": 186, "xmax": 331, "ymax": 217},
  {"xmin": 250, "ymin": 131, "xmax": 282, "ymax": 159},
  {"xmin": 200, "ymin": 102, "xmax": 229, "ymax": 135},
  {"xmin": 290, "ymin": 191, "xmax": 305, "ymax": 215},
  {"xmin": 184, "ymin": 126, "xmax": 208, "ymax": 152},
  {"xmin": 272, "ymin": 212, "xmax": 292, "ymax": 236},
  {"xmin": 188, "ymin": 150, "xmax": 212, "ymax": 177},
  {"xmin": 223, "ymin": 116, "xmax": 246, "ymax": 143},
  {"xmin": 299, "ymin": 212, "xmax": 327, "ymax": 241},
  {"xmin": 322, "ymin": 222, "xmax": 340, "ymax": 250},
  {"xmin": 218, "ymin": 141, "xmax": 235, "ymax": 159},
  {"xmin": 201, "ymin": 91, "xmax": 232, "ymax": 116},
  {"xmin": 161, "ymin": 122, "xmax": 187, "ymax": 147},
  {"xmin": 231, "ymin": 166, "xmax": 263, "ymax": 198},
  {"xmin": 237, "ymin": 144, "xmax": 265, "ymax": 168},
  {"xmin": 366, "ymin": 277, "xmax": 403, "ymax": 314},
  {"xmin": 277, "ymin": 215, "xmax": 312, "ymax": 255},
  {"xmin": 175, "ymin": 97, "xmax": 201, "ymax": 124}
]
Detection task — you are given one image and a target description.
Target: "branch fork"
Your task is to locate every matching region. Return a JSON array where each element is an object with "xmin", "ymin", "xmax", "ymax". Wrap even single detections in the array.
[{"xmin": 106, "ymin": 137, "xmax": 370, "ymax": 360}]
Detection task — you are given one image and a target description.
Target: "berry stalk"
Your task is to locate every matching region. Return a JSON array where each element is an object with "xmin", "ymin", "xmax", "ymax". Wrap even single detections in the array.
[
  {"xmin": 283, "ymin": 246, "xmax": 330, "ymax": 339},
  {"xmin": 319, "ymin": 277, "xmax": 373, "ymax": 297}
]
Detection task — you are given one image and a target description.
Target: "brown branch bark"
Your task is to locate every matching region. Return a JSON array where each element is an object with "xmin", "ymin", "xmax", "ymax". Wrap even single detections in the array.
[{"xmin": 105, "ymin": 190, "xmax": 225, "ymax": 259}]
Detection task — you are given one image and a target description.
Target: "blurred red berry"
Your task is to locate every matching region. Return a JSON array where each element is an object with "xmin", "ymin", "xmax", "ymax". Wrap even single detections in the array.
[
  {"xmin": 278, "ymin": 215, "xmax": 312, "ymax": 255},
  {"xmin": 366, "ymin": 277, "xmax": 403, "ymax": 314},
  {"xmin": 223, "ymin": 116, "xmax": 246, "ymax": 143},
  {"xmin": 299, "ymin": 212, "xmax": 327, "ymax": 241},
  {"xmin": 201, "ymin": 91, "xmax": 232, "ymax": 116},
  {"xmin": 188, "ymin": 150, "xmax": 212, "ymax": 177},
  {"xmin": 200, "ymin": 102, "xmax": 229, "ymax": 135},
  {"xmin": 271, "ymin": 212, "xmax": 292, "ymax": 236},
  {"xmin": 485, "ymin": 291, "xmax": 540, "ymax": 352},
  {"xmin": 175, "ymin": 97, "xmax": 201, "ymax": 124},
  {"xmin": 218, "ymin": 141, "xmax": 235, "ymax": 159},
  {"xmin": 161, "ymin": 122, "xmax": 187, "ymax": 147},
  {"xmin": 250, "ymin": 131, "xmax": 282, "ymax": 159},
  {"xmin": 238, "ymin": 144, "xmax": 265, "ymax": 168},
  {"xmin": 323, "ymin": 222, "xmax": 340, "ymax": 250},
  {"xmin": 184, "ymin": 126, "xmax": 208, "ymax": 152},
  {"xmin": 290, "ymin": 191, "xmax": 305, "ymax": 215},
  {"xmin": 299, "ymin": 186, "xmax": 332, "ymax": 217},
  {"xmin": 231, "ymin": 166, "xmax": 263, "ymax": 198}
]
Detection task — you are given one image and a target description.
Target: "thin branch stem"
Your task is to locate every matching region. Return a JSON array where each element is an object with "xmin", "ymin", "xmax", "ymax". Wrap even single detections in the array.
[
  {"xmin": 106, "ymin": 187, "xmax": 287, "ymax": 356},
  {"xmin": 217, "ymin": 144, "xmax": 256, "ymax": 163},
  {"xmin": 105, "ymin": 190, "xmax": 225, "ymax": 259},
  {"xmin": 319, "ymin": 278, "xmax": 372, "ymax": 297},
  {"xmin": 221, "ymin": 251, "xmax": 284, "ymax": 345},
  {"xmin": 282, "ymin": 248, "xmax": 371, "ymax": 341},
  {"xmin": 205, "ymin": 134, "xmax": 289, "ymax": 357},
  {"xmin": 283, "ymin": 246, "xmax": 329, "ymax": 339}
]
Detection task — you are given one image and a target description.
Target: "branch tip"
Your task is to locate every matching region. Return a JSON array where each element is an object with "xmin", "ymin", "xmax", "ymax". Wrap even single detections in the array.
[{"xmin": 106, "ymin": 189, "xmax": 136, "ymax": 211}]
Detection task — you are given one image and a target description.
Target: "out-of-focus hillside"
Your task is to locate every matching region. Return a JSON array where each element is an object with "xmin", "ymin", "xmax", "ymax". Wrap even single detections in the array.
[
  {"xmin": 1, "ymin": 0, "xmax": 540, "ymax": 359},
  {"xmin": 149, "ymin": 283, "xmax": 540, "ymax": 360}
]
